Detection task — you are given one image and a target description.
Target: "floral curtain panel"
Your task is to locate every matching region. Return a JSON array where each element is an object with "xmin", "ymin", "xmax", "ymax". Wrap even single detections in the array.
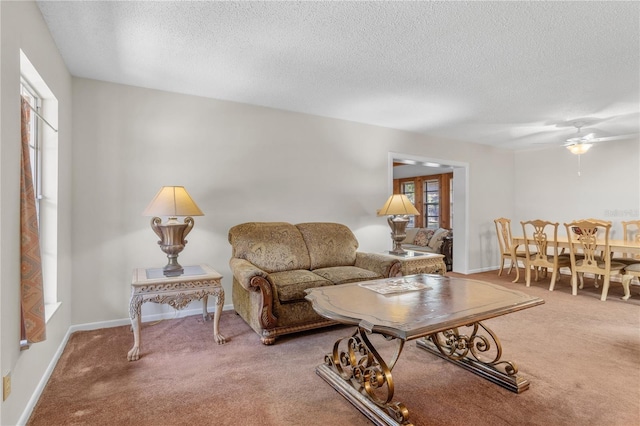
[{"xmin": 20, "ymin": 96, "xmax": 46, "ymax": 347}]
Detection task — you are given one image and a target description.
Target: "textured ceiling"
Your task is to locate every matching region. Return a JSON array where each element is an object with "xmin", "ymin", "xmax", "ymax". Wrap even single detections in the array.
[{"xmin": 36, "ymin": 1, "xmax": 640, "ymax": 150}]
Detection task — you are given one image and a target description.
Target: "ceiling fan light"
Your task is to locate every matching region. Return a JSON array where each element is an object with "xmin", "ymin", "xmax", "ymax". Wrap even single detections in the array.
[{"xmin": 567, "ymin": 143, "xmax": 592, "ymax": 155}]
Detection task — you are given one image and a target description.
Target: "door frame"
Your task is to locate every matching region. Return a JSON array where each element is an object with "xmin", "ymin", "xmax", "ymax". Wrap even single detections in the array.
[{"xmin": 388, "ymin": 152, "xmax": 469, "ymax": 273}]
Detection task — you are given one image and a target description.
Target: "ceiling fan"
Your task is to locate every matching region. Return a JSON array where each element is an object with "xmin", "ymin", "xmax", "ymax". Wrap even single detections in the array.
[
  {"xmin": 563, "ymin": 122, "xmax": 635, "ymax": 155},
  {"xmin": 516, "ymin": 114, "xmax": 639, "ymax": 151}
]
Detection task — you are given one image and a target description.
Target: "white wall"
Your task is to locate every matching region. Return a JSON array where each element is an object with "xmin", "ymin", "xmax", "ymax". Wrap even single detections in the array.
[
  {"xmin": 71, "ymin": 77, "xmax": 515, "ymax": 325},
  {"xmin": 0, "ymin": 2, "xmax": 73, "ymax": 425},
  {"xmin": 513, "ymin": 140, "xmax": 640, "ymax": 237}
]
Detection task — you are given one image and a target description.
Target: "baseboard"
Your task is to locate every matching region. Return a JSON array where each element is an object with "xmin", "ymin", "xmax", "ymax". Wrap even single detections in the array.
[
  {"xmin": 464, "ymin": 266, "xmax": 501, "ymax": 274},
  {"xmin": 17, "ymin": 303, "xmax": 234, "ymax": 425},
  {"xmin": 17, "ymin": 327, "xmax": 74, "ymax": 426},
  {"xmin": 460, "ymin": 267, "xmax": 629, "ymax": 284}
]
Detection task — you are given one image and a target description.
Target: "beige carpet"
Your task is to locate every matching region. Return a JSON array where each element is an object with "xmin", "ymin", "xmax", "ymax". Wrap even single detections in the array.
[{"xmin": 27, "ymin": 271, "xmax": 640, "ymax": 426}]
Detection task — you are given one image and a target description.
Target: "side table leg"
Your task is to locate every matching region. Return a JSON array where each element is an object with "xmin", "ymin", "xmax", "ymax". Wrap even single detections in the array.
[
  {"xmin": 213, "ymin": 287, "xmax": 226, "ymax": 344},
  {"xmin": 202, "ymin": 295, "xmax": 210, "ymax": 321},
  {"xmin": 127, "ymin": 296, "xmax": 143, "ymax": 361}
]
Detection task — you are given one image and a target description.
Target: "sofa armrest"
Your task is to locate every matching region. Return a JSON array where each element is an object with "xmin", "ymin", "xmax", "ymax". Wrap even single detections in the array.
[
  {"xmin": 355, "ymin": 252, "xmax": 401, "ymax": 278},
  {"xmin": 229, "ymin": 258, "xmax": 278, "ymax": 330},
  {"xmin": 229, "ymin": 258, "xmax": 268, "ymax": 291}
]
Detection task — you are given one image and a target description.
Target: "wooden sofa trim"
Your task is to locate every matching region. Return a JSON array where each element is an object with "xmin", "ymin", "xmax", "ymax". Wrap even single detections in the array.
[
  {"xmin": 259, "ymin": 319, "xmax": 338, "ymax": 345},
  {"xmin": 249, "ymin": 276, "xmax": 278, "ymax": 330}
]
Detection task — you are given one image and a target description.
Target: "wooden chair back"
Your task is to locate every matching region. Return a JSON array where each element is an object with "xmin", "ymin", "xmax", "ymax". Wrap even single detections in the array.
[
  {"xmin": 564, "ymin": 220, "xmax": 612, "ymax": 274},
  {"xmin": 494, "ymin": 217, "xmax": 514, "ymax": 256},
  {"xmin": 521, "ymin": 220, "xmax": 561, "ymax": 268}
]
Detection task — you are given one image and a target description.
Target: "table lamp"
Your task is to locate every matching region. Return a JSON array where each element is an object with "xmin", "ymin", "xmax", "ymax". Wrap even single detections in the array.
[
  {"xmin": 142, "ymin": 186, "xmax": 203, "ymax": 276},
  {"xmin": 377, "ymin": 194, "xmax": 420, "ymax": 256}
]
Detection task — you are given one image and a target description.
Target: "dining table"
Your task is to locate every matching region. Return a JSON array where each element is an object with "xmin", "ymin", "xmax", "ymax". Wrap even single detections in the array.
[{"xmin": 510, "ymin": 235, "xmax": 640, "ymax": 283}]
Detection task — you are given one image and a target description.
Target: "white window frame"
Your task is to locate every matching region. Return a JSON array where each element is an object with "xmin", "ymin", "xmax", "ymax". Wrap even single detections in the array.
[{"xmin": 20, "ymin": 50, "xmax": 60, "ymax": 322}]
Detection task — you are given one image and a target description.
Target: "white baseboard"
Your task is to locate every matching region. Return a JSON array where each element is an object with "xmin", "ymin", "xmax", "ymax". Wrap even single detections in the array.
[
  {"xmin": 456, "ymin": 266, "xmax": 633, "ymax": 285},
  {"xmin": 464, "ymin": 266, "xmax": 500, "ymax": 274}
]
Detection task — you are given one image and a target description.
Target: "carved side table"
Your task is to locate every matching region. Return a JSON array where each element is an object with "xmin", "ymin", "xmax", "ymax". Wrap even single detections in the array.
[
  {"xmin": 127, "ymin": 264, "xmax": 225, "ymax": 361},
  {"xmin": 385, "ymin": 251, "xmax": 447, "ymax": 276}
]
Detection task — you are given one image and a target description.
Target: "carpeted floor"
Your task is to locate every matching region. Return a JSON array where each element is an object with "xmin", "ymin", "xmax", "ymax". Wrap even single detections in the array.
[{"xmin": 27, "ymin": 270, "xmax": 640, "ymax": 426}]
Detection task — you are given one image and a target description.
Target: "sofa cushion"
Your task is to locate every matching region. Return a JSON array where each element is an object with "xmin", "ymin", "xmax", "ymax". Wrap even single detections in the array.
[
  {"xmin": 296, "ymin": 222, "xmax": 358, "ymax": 269},
  {"xmin": 625, "ymin": 263, "xmax": 640, "ymax": 272},
  {"xmin": 268, "ymin": 270, "xmax": 333, "ymax": 303},
  {"xmin": 228, "ymin": 222, "xmax": 311, "ymax": 273},
  {"xmin": 312, "ymin": 266, "xmax": 381, "ymax": 285},
  {"xmin": 413, "ymin": 229, "xmax": 434, "ymax": 246},
  {"xmin": 428, "ymin": 228, "xmax": 451, "ymax": 251}
]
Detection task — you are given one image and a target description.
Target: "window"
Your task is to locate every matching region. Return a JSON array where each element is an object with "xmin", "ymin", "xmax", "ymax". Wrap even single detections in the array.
[
  {"xmin": 400, "ymin": 181, "xmax": 416, "ymax": 227},
  {"xmin": 21, "ymin": 50, "xmax": 60, "ymax": 322},
  {"xmin": 424, "ymin": 179, "xmax": 440, "ymax": 229},
  {"xmin": 20, "ymin": 80, "xmax": 43, "ymax": 222},
  {"xmin": 393, "ymin": 172, "xmax": 453, "ymax": 229}
]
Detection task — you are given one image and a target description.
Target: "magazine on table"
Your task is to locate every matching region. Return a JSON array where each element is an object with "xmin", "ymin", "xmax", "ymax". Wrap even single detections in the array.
[{"xmin": 359, "ymin": 277, "xmax": 432, "ymax": 294}]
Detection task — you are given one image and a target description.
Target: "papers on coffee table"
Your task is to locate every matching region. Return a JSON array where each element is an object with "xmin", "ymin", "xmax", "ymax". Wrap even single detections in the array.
[{"xmin": 359, "ymin": 277, "xmax": 432, "ymax": 295}]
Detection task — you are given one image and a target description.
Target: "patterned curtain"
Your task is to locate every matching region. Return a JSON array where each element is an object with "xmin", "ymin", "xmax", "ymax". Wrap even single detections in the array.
[{"xmin": 20, "ymin": 96, "xmax": 46, "ymax": 347}]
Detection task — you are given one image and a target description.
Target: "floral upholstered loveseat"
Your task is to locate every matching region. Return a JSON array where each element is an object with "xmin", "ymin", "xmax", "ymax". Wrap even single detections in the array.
[{"xmin": 228, "ymin": 222, "xmax": 401, "ymax": 344}]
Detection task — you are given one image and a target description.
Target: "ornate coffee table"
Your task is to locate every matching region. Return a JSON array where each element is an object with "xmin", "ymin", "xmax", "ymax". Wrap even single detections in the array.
[{"xmin": 305, "ymin": 274, "xmax": 544, "ymax": 426}]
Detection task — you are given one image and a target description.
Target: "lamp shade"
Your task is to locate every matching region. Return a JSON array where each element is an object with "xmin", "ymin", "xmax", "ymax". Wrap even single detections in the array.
[
  {"xmin": 142, "ymin": 186, "xmax": 204, "ymax": 217},
  {"xmin": 566, "ymin": 143, "xmax": 592, "ymax": 155},
  {"xmin": 377, "ymin": 194, "xmax": 420, "ymax": 216}
]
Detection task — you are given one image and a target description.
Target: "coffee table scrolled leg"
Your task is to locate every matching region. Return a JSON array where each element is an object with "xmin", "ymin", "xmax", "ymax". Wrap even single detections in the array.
[
  {"xmin": 319, "ymin": 327, "xmax": 412, "ymax": 426},
  {"xmin": 417, "ymin": 321, "xmax": 529, "ymax": 393}
]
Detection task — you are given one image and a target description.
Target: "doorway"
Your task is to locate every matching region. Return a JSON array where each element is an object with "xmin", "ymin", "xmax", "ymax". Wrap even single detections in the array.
[{"xmin": 388, "ymin": 152, "xmax": 469, "ymax": 273}]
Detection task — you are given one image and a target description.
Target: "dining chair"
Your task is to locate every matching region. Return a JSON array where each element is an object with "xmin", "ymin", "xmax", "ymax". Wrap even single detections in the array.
[
  {"xmin": 494, "ymin": 217, "xmax": 530, "ymax": 283},
  {"xmin": 559, "ymin": 218, "xmax": 612, "ymax": 284},
  {"xmin": 521, "ymin": 220, "xmax": 571, "ymax": 290},
  {"xmin": 612, "ymin": 220, "xmax": 640, "ymax": 265},
  {"xmin": 614, "ymin": 221, "xmax": 640, "ymax": 300},
  {"xmin": 563, "ymin": 220, "xmax": 626, "ymax": 301},
  {"xmin": 621, "ymin": 262, "xmax": 639, "ymax": 300}
]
